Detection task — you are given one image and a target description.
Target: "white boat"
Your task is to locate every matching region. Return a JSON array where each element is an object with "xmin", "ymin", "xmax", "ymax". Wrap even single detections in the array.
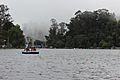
[{"xmin": 22, "ymin": 47, "xmax": 39, "ymax": 54}]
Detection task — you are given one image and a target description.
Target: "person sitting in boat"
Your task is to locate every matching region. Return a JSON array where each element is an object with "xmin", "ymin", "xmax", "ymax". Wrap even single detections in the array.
[
  {"xmin": 26, "ymin": 48, "xmax": 30, "ymax": 51},
  {"xmin": 31, "ymin": 47, "xmax": 36, "ymax": 51},
  {"xmin": 24, "ymin": 47, "xmax": 30, "ymax": 51}
]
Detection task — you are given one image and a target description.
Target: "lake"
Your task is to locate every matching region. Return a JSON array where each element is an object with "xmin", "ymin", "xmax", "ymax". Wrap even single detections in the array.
[{"xmin": 0, "ymin": 49, "xmax": 120, "ymax": 80}]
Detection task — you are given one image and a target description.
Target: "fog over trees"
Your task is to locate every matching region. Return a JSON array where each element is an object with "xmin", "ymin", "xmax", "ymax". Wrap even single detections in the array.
[{"xmin": 22, "ymin": 22, "xmax": 47, "ymax": 41}]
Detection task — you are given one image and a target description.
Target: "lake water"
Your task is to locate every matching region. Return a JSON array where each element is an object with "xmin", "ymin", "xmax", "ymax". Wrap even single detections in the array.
[{"xmin": 0, "ymin": 49, "xmax": 120, "ymax": 80}]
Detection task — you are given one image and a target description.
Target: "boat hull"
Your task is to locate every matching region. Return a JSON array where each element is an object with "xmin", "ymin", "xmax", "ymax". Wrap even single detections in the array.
[{"xmin": 22, "ymin": 51, "xmax": 39, "ymax": 54}]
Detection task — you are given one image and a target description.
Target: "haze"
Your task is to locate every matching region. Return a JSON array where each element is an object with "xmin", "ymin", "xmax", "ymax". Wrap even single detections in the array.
[{"xmin": 1, "ymin": 0, "xmax": 120, "ymax": 40}]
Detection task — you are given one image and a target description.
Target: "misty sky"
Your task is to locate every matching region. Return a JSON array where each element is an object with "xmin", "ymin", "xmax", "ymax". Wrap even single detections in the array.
[{"xmin": 1, "ymin": 0, "xmax": 120, "ymax": 25}]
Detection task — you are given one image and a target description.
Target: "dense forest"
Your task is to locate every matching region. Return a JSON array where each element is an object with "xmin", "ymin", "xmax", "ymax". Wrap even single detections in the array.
[
  {"xmin": 0, "ymin": 4, "xmax": 25, "ymax": 48},
  {"xmin": 46, "ymin": 9, "xmax": 120, "ymax": 49}
]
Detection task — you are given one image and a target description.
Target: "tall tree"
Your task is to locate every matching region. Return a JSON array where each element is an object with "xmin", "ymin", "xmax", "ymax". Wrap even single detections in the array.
[
  {"xmin": 8, "ymin": 24, "xmax": 25, "ymax": 48},
  {"xmin": 66, "ymin": 9, "xmax": 117, "ymax": 48},
  {"xmin": 0, "ymin": 4, "xmax": 13, "ymax": 46},
  {"xmin": 45, "ymin": 19, "xmax": 58, "ymax": 48},
  {"xmin": 45, "ymin": 19, "xmax": 67, "ymax": 48}
]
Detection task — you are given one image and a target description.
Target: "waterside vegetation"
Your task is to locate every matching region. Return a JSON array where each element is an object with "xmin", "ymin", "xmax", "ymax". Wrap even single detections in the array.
[{"xmin": 46, "ymin": 9, "xmax": 120, "ymax": 49}]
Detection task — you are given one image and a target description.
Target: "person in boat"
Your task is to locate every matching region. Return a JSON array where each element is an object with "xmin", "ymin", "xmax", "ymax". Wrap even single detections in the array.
[
  {"xmin": 24, "ymin": 43, "xmax": 30, "ymax": 51},
  {"xmin": 24, "ymin": 47, "xmax": 30, "ymax": 51},
  {"xmin": 31, "ymin": 47, "xmax": 36, "ymax": 51},
  {"xmin": 27, "ymin": 48, "xmax": 30, "ymax": 51}
]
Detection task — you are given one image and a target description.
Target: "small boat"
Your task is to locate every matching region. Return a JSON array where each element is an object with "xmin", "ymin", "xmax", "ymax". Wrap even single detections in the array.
[
  {"xmin": 22, "ymin": 51, "xmax": 39, "ymax": 54},
  {"xmin": 22, "ymin": 47, "xmax": 39, "ymax": 54}
]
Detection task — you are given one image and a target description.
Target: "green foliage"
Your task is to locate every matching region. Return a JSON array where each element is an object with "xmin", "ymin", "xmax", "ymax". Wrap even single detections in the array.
[
  {"xmin": 55, "ymin": 40, "xmax": 64, "ymax": 48},
  {"xmin": 65, "ymin": 9, "xmax": 119, "ymax": 49},
  {"xmin": 0, "ymin": 4, "xmax": 12, "ymax": 46},
  {"xmin": 46, "ymin": 9, "xmax": 120, "ymax": 49},
  {"xmin": 45, "ymin": 19, "xmax": 67, "ymax": 48},
  {"xmin": 8, "ymin": 24, "xmax": 25, "ymax": 48},
  {"xmin": 0, "ymin": 4, "xmax": 25, "ymax": 48},
  {"xmin": 99, "ymin": 40, "xmax": 111, "ymax": 49}
]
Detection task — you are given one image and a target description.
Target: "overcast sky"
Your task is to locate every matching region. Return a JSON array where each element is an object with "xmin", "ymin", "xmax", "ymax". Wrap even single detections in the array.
[{"xmin": 1, "ymin": 0, "xmax": 120, "ymax": 25}]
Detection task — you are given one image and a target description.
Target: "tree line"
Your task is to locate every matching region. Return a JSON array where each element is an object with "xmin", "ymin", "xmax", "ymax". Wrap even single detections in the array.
[
  {"xmin": 46, "ymin": 9, "xmax": 120, "ymax": 49},
  {"xmin": 0, "ymin": 4, "xmax": 25, "ymax": 48},
  {"xmin": 1, "ymin": 4, "xmax": 120, "ymax": 49}
]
